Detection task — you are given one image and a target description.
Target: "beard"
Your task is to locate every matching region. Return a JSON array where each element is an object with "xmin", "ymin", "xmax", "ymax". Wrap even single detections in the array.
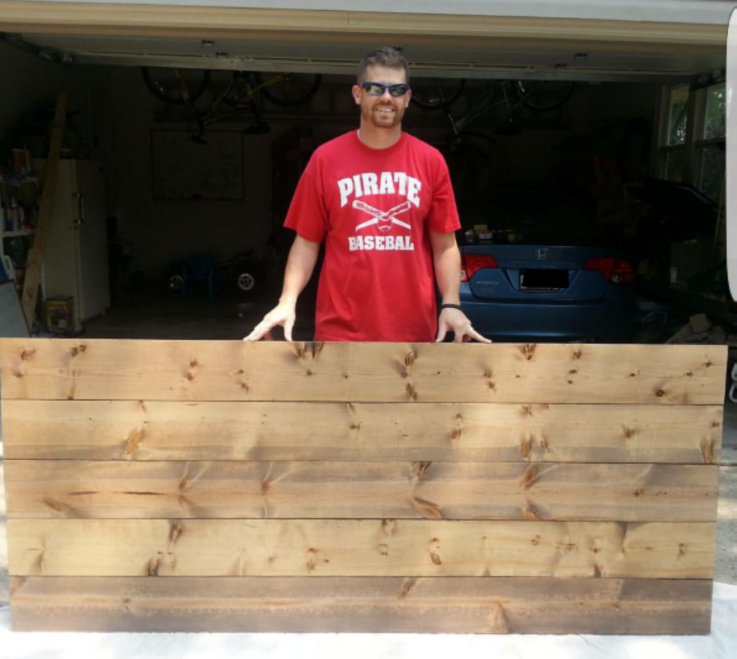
[{"xmin": 363, "ymin": 101, "xmax": 406, "ymax": 129}]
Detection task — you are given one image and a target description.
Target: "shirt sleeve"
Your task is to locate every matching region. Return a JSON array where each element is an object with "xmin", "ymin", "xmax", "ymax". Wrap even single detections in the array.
[
  {"xmin": 284, "ymin": 154, "xmax": 329, "ymax": 243},
  {"xmin": 426, "ymin": 152, "xmax": 461, "ymax": 234}
]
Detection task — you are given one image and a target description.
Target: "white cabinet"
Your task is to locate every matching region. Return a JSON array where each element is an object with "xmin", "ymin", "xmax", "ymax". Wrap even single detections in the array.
[{"xmin": 36, "ymin": 159, "xmax": 110, "ymax": 328}]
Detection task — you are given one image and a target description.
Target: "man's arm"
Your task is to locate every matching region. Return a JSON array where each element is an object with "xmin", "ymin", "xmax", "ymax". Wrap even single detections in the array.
[
  {"xmin": 243, "ymin": 235, "xmax": 321, "ymax": 341},
  {"xmin": 430, "ymin": 230, "xmax": 491, "ymax": 344}
]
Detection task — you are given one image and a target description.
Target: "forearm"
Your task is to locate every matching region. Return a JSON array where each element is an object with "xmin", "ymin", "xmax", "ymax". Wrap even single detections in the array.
[
  {"xmin": 279, "ymin": 235, "xmax": 320, "ymax": 306},
  {"xmin": 433, "ymin": 242, "xmax": 462, "ymax": 305}
]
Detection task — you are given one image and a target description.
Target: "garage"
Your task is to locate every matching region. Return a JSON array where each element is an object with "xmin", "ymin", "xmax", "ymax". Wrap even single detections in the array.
[
  {"xmin": 0, "ymin": 1, "xmax": 731, "ymax": 346},
  {"xmin": 1, "ymin": 1, "xmax": 737, "ymax": 647}
]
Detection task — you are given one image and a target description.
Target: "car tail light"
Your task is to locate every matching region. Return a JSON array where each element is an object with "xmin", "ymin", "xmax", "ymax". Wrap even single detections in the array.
[
  {"xmin": 584, "ymin": 257, "xmax": 635, "ymax": 284},
  {"xmin": 461, "ymin": 254, "xmax": 498, "ymax": 282}
]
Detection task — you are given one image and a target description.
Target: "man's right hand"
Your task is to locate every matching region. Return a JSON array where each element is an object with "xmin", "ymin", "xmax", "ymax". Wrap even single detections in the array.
[{"xmin": 243, "ymin": 301, "xmax": 296, "ymax": 342}]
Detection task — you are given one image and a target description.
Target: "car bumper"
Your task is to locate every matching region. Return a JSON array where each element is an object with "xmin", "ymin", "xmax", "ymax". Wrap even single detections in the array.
[{"xmin": 460, "ymin": 292, "xmax": 636, "ymax": 343}]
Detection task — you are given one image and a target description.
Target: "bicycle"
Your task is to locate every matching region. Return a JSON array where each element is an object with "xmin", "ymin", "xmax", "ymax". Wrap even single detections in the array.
[
  {"xmin": 142, "ymin": 68, "xmax": 322, "ymax": 142},
  {"xmin": 412, "ymin": 77, "xmax": 575, "ymax": 156}
]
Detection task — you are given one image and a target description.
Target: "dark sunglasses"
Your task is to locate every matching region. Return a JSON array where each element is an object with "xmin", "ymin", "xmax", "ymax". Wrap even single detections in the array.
[{"xmin": 360, "ymin": 82, "xmax": 411, "ymax": 97}]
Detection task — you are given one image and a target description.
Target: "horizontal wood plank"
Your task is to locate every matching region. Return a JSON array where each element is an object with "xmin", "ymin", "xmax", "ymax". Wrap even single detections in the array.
[
  {"xmin": 0, "ymin": 339, "xmax": 727, "ymax": 404},
  {"xmin": 1, "ymin": 400, "xmax": 723, "ymax": 463},
  {"xmin": 4, "ymin": 460, "xmax": 720, "ymax": 522},
  {"xmin": 7, "ymin": 519, "xmax": 715, "ymax": 579},
  {"xmin": 8, "ymin": 576, "xmax": 712, "ymax": 634}
]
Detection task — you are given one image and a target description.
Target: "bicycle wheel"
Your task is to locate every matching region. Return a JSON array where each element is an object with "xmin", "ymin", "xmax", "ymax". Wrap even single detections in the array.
[
  {"xmin": 514, "ymin": 80, "xmax": 574, "ymax": 113},
  {"xmin": 142, "ymin": 67, "xmax": 211, "ymax": 105},
  {"xmin": 411, "ymin": 78, "xmax": 467, "ymax": 111},
  {"xmin": 255, "ymin": 72, "xmax": 322, "ymax": 107}
]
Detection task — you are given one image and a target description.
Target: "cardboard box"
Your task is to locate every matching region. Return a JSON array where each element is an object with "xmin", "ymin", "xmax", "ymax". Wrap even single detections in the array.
[{"xmin": 45, "ymin": 296, "xmax": 74, "ymax": 333}]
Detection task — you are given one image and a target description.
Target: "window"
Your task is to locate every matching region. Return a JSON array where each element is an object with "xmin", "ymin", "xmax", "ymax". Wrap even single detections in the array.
[
  {"xmin": 658, "ymin": 84, "xmax": 689, "ymax": 183},
  {"xmin": 657, "ymin": 81, "xmax": 726, "ymax": 204}
]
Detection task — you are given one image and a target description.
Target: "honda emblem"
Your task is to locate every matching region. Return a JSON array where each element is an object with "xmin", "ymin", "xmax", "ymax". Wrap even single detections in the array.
[{"xmin": 536, "ymin": 249, "xmax": 549, "ymax": 260}]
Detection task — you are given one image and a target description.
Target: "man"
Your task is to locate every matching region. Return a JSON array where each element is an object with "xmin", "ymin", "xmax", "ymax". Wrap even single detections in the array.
[{"xmin": 244, "ymin": 47, "xmax": 489, "ymax": 344}]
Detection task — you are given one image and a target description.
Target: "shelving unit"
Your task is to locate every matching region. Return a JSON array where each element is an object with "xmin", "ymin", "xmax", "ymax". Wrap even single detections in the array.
[{"xmin": 0, "ymin": 172, "xmax": 41, "ymax": 284}]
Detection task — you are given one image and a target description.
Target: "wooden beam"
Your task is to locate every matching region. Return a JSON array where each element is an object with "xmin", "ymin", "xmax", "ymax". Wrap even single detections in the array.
[
  {"xmin": 20, "ymin": 91, "xmax": 68, "ymax": 325},
  {"xmin": 4, "ymin": 460, "xmax": 719, "ymax": 522},
  {"xmin": 1, "ymin": 400, "xmax": 723, "ymax": 464},
  {"xmin": 7, "ymin": 519, "xmax": 715, "ymax": 579},
  {"xmin": 8, "ymin": 576, "xmax": 713, "ymax": 634},
  {"xmin": 0, "ymin": 339, "xmax": 727, "ymax": 404}
]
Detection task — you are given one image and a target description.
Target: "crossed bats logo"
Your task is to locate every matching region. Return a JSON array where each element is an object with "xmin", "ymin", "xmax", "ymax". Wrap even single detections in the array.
[{"xmin": 352, "ymin": 200, "xmax": 412, "ymax": 233}]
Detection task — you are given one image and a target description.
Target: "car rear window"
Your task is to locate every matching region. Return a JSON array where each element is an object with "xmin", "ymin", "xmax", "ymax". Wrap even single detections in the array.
[{"xmin": 459, "ymin": 194, "xmax": 606, "ymax": 246}]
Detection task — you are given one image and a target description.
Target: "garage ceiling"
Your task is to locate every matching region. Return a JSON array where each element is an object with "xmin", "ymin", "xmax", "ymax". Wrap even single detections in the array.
[{"xmin": 0, "ymin": 2, "xmax": 728, "ymax": 81}]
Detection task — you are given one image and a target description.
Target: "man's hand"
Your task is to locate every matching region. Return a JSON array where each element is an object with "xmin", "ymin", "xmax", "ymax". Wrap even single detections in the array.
[
  {"xmin": 436, "ymin": 307, "xmax": 492, "ymax": 343},
  {"xmin": 243, "ymin": 301, "xmax": 296, "ymax": 342}
]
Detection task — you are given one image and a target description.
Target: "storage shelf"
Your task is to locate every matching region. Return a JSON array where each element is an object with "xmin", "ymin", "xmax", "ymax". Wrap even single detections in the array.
[{"xmin": 2, "ymin": 229, "xmax": 35, "ymax": 238}]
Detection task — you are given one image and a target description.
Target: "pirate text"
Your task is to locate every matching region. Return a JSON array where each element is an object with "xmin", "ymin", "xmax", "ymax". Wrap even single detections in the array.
[{"xmin": 338, "ymin": 172, "xmax": 422, "ymax": 208}]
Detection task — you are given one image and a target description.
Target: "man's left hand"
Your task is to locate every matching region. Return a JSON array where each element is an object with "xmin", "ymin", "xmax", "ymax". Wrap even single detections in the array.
[{"xmin": 436, "ymin": 307, "xmax": 492, "ymax": 343}]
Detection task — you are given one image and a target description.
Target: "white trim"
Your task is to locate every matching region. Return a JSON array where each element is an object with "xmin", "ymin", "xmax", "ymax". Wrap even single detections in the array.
[{"xmin": 20, "ymin": 1, "xmax": 737, "ymax": 26}]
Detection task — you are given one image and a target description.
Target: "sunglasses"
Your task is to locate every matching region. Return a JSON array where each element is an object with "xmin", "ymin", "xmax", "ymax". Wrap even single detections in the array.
[{"xmin": 360, "ymin": 82, "xmax": 411, "ymax": 97}]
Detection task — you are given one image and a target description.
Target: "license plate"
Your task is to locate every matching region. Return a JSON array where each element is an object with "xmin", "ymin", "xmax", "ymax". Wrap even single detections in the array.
[{"xmin": 520, "ymin": 269, "xmax": 568, "ymax": 291}]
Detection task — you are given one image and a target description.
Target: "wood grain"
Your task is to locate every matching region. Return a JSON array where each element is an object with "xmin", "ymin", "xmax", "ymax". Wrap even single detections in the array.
[
  {"xmin": 1, "ymin": 399, "xmax": 723, "ymax": 463},
  {"xmin": 0, "ymin": 339, "xmax": 727, "ymax": 404},
  {"xmin": 7, "ymin": 519, "xmax": 715, "ymax": 579},
  {"xmin": 8, "ymin": 576, "xmax": 712, "ymax": 634},
  {"xmin": 4, "ymin": 460, "xmax": 720, "ymax": 522}
]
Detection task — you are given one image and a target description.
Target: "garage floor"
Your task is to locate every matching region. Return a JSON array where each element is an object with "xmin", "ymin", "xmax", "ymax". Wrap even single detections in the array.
[{"xmin": 82, "ymin": 289, "xmax": 317, "ymax": 341}]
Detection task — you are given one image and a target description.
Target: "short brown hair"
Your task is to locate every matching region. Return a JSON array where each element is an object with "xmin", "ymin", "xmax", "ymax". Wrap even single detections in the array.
[{"xmin": 357, "ymin": 47, "xmax": 409, "ymax": 84}]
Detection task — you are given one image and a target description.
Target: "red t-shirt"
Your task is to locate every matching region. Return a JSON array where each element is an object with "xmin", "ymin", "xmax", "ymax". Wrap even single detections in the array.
[{"xmin": 285, "ymin": 131, "xmax": 460, "ymax": 342}]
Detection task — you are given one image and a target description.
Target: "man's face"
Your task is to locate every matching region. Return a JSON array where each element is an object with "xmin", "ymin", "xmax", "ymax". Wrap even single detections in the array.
[{"xmin": 352, "ymin": 64, "xmax": 411, "ymax": 129}]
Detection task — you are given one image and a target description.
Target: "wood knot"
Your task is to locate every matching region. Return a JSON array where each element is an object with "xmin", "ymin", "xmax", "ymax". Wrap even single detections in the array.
[
  {"xmin": 70, "ymin": 344, "xmax": 87, "ymax": 357},
  {"xmin": 405, "ymin": 383, "xmax": 417, "ymax": 400},
  {"xmin": 13, "ymin": 370, "xmax": 23, "ymax": 378},
  {"xmin": 704, "ymin": 361, "xmax": 713, "ymax": 368},
  {"xmin": 412, "ymin": 461, "xmax": 432, "ymax": 480},
  {"xmin": 349, "ymin": 423, "xmax": 361, "ymax": 431},
  {"xmin": 633, "ymin": 489, "xmax": 644, "ymax": 498},
  {"xmin": 572, "ymin": 349, "xmax": 583, "ymax": 360},
  {"xmin": 655, "ymin": 389, "xmax": 666, "ymax": 398},
  {"xmin": 521, "ymin": 405, "xmax": 533, "ymax": 417},
  {"xmin": 147, "ymin": 556, "xmax": 161, "ymax": 577},
  {"xmin": 378, "ymin": 543, "xmax": 390, "ymax": 556},
  {"xmin": 189, "ymin": 359, "xmax": 199, "ymax": 368},
  {"xmin": 484, "ymin": 371, "xmax": 492, "ymax": 379},
  {"xmin": 398, "ymin": 578, "xmax": 417, "ymax": 600},
  {"xmin": 521, "ymin": 344, "xmax": 537, "ymax": 360},
  {"xmin": 305, "ymin": 369, "xmax": 313, "ymax": 376},
  {"xmin": 623, "ymin": 427, "xmax": 636, "ymax": 439},
  {"xmin": 520, "ymin": 437, "xmax": 533, "ymax": 460},
  {"xmin": 629, "ymin": 372, "xmax": 637, "ymax": 378},
  {"xmin": 260, "ymin": 478, "xmax": 271, "ymax": 495},
  {"xmin": 686, "ymin": 371, "xmax": 693, "ymax": 378},
  {"xmin": 531, "ymin": 536, "xmax": 541, "ymax": 546},
  {"xmin": 404, "ymin": 351, "xmax": 416, "ymax": 367},
  {"xmin": 185, "ymin": 373, "xmax": 195, "ymax": 381},
  {"xmin": 450, "ymin": 428, "xmax": 461, "ymax": 440},
  {"xmin": 520, "ymin": 465, "xmax": 539, "ymax": 490},
  {"xmin": 20, "ymin": 348, "xmax": 35, "ymax": 361},
  {"xmin": 309, "ymin": 342, "xmax": 325, "ymax": 359},
  {"xmin": 701, "ymin": 438, "xmax": 715, "ymax": 464},
  {"xmin": 169, "ymin": 521, "xmax": 184, "ymax": 543},
  {"xmin": 678, "ymin": 543, "xmax": 687, "ymax": 557}
]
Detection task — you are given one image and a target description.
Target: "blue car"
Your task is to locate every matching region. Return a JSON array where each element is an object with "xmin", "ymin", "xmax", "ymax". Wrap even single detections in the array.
[{"xmin": 458, "ymin": 195, "xmax": 636, "ymax": 343}]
